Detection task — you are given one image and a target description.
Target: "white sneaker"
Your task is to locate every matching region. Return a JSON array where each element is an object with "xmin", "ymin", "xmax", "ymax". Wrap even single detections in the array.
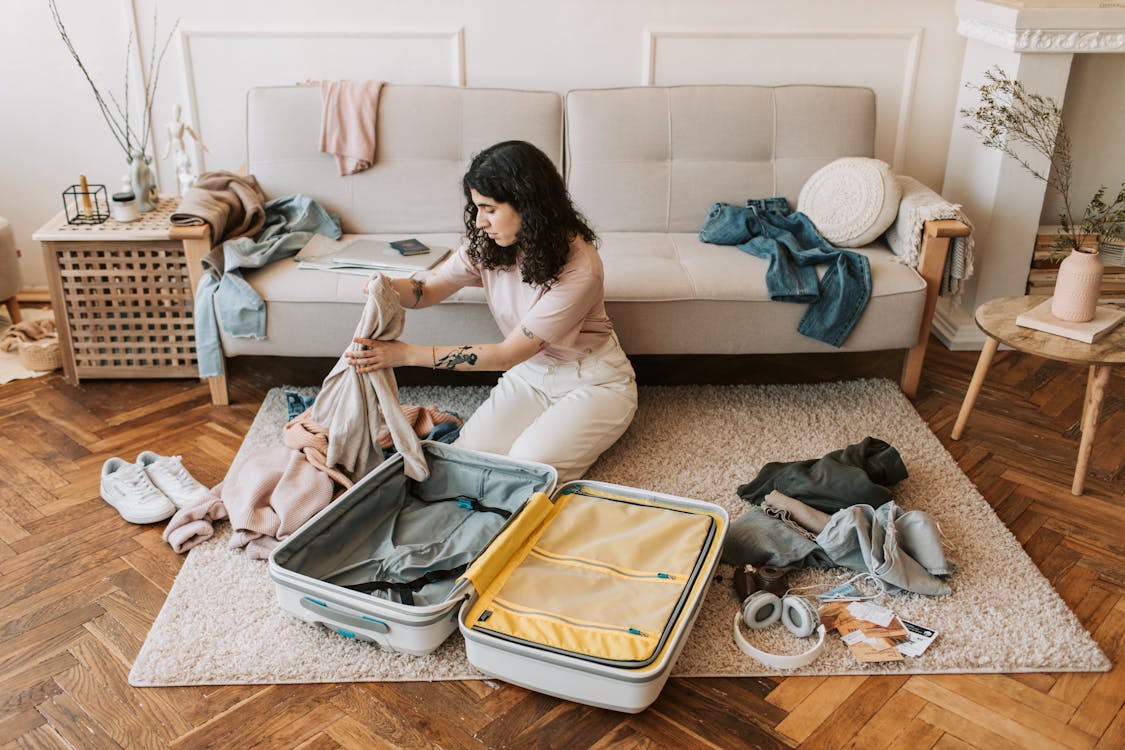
[
  {"xmin": 100, "ymin": 457, "xmax": 176, "ymax": 524},
  {"xmin": 136, "ymin": 451, "xmax": 211, "ymax": 509}
]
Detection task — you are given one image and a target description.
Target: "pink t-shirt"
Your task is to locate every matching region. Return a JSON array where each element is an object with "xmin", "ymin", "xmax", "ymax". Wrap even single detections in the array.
[{"xmin": 428, "ymin": 240, "xmax": 614, "ymax": 364}]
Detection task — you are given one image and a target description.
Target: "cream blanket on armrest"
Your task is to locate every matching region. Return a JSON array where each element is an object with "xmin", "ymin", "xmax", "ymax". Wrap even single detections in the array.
[{"xmin": 884, "ymin": 176, "xmax": 975, "ymax": 298}]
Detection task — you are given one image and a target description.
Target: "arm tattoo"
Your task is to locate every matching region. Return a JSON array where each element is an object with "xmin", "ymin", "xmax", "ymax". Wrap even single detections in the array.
[
  {"xmin": 521, "ymin": 326, "xmax": 547, "ymax": 351},
  {"xmin": 409, "ymin": 279, "xmax": 424, "ymax": 308},
  {"xmin": 435, "ymin": 345, "xmax": 478, "ymax": 370}
]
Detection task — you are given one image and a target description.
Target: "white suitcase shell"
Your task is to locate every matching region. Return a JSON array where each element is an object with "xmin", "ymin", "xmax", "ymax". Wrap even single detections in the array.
[
  {"xmin": 457, "ymin": 481, "xmax": 728, "ymax": 713},
  {"xmin": 268, "ymin": 441, "xmax": 556, "ymax": 656}
]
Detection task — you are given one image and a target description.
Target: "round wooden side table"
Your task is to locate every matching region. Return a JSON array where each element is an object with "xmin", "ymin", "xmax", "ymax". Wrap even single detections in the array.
[{"xmin": 951, "ymin": 295, "xmax": 1124, "ymax": 495}]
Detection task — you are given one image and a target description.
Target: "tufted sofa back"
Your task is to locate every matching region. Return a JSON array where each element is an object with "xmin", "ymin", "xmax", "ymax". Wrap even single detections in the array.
[
  {"xmin": 247, "ymin": 84, "xmax": 563, "ymax": 234},
  {"xmin": 564, "ymin": 85, "xmax": 875, "ymax": 233},
  {"xmin": 246, "ymin": 83, "xmax": 874, "ymax": 236}
]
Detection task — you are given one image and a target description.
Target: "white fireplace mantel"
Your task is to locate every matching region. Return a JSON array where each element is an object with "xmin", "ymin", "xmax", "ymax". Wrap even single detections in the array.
[{"xmin": 934, "ymin": 0, "xmax": 1125, "ymax": 349}]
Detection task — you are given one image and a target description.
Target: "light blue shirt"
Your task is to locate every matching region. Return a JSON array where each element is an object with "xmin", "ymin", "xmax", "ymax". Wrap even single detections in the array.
[{"xmin": 194, "ymin": 194, "xmax": 341, "ymax": 377}]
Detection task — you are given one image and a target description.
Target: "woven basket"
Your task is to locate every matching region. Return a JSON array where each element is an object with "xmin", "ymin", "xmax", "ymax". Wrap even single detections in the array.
[{"xmin": 19, "ymin": 337, "xmax": 62, "ymax": 372}]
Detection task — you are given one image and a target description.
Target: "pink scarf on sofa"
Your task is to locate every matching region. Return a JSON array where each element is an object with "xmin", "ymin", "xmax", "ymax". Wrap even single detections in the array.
[{"xmin": 319, "ymin": 80, "xmax": 384, "ymax": 176}]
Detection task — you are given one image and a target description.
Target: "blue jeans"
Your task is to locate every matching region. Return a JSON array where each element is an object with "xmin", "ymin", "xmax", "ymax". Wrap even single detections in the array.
[{"xmin": 699, "ymin": 200, "xmax": 872, "ymax": 347}]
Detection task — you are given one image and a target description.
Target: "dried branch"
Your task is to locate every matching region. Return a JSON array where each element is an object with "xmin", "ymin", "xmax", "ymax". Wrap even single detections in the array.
[
  {"xmin": 48, "ymin": 0, "xmax": 131, "ymax": 155},
  {"xmin": 47, "ymin": 0, "xmax": 178, "ymax": 160},
  {"xmin": 123, "ymin": 28, "xmax": 130, "ymax": 155},
  {"xmin": 961, "ymin": 67, "xmax": 1124, "ymax": 254},
  {"xmin": 140, "ymin": 14, "xmax": 180, "ymax": 154}
]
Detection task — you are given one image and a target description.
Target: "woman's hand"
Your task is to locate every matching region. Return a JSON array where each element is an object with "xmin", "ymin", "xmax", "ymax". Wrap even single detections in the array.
[{"xmin": 345, "ymin": 337, "xmax": 414, "ymax": 373}]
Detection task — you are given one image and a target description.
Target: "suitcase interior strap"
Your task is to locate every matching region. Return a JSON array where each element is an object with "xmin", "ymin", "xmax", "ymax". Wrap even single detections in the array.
[
  {"xmin": 337, "ymin": 495, "xmax": 508, "ymax": 605},
  {"xmin": 341, "ymin": 563, "xmax": 469, "ymax": 605}
]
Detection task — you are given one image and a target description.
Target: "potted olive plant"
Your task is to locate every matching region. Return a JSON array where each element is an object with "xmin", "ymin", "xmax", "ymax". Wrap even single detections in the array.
[{"xmin": 960, "ymin": 67, "xmax": 1125, "ymax": 322}]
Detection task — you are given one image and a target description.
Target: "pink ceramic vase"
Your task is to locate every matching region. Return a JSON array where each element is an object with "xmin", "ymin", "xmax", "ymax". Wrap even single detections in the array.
[{"xmin": 1051, "ymin": 248, "xmax": 1103, "ymax": 322}]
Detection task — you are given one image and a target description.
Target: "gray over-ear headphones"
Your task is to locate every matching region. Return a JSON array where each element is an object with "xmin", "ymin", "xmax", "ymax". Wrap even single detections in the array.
[{"xmin": 733, "ymin": 591, "xmax": 826, "ymax": 669}]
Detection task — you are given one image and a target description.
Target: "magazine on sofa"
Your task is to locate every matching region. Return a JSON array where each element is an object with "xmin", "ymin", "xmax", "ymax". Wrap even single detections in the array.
[{"xmin": 295, "ymin": 234, "xmax": 450, "ymax": 274}]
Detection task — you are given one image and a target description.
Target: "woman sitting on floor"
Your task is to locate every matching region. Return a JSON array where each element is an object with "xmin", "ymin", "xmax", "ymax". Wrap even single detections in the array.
[{"xmin": 346, "ymin": 140, "xmax": 638, "ymax": 482}]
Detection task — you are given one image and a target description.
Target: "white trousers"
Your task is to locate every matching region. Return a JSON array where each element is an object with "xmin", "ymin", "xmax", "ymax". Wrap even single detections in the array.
[{"xmin": 454, "ymin": 334, "xmax": 638, "ymax": 484}]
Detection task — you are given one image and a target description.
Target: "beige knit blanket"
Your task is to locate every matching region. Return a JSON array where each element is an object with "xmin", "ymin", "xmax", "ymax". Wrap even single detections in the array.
[{"xmin": 884, "ymin": 176, "xmax": 975, "ymax": 297}]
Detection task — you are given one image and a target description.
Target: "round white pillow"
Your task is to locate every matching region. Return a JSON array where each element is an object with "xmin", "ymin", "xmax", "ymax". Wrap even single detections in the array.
[{"xmin": 797, "ymin": 157, "xmax": 901, "ymax": 247}]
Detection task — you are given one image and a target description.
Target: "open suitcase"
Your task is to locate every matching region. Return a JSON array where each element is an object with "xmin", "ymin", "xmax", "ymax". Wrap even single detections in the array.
[
  {"xmin": 458, "ymin": 481, "xmax": 727, "ymax": 713},
  {"xmin": 268, "ymin": 441, "xmax": 557, "ymax": 656},
  {"xmin": 269, "ymin": 443, "xmax": 727, "ymax": 713}
]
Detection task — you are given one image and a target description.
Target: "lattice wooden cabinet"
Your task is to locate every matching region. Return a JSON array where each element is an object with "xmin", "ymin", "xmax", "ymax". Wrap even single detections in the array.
[{"xmin": 34, "ymin": 197, "xmax": 200, "ymax": 383}]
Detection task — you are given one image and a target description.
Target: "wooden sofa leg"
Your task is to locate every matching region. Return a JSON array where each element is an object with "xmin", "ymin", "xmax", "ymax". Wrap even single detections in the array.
[
  {"xmin": 900, "ymin": 219, "xmax": 971, "ymax": 399},
  {"xmin": 2, "ymin": 297, "xmax": 20, "ymax": 324},
  {"xmin": 901, "ymin": 339, "xmax": 929, "ymax": 399},
  {"xmin": 206, "ymin": 373, "xmax": 230, "ymax": 406}
]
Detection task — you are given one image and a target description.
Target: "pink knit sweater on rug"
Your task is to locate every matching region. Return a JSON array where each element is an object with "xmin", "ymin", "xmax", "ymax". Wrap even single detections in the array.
[{"xmin": 162, "ymin": 446, "xmax": 335, "ymax": 559}]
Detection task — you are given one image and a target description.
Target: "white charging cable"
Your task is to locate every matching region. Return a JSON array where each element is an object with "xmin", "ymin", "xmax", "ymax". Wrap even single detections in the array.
[{"xmin": 786, "ymin": 571, "xmax": 887, "ymax": 602}]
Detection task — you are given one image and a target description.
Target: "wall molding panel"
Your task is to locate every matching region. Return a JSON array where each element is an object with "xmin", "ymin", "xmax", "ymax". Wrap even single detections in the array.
[
  {"xmin": 642, "ymin": 27, "xmax": 923, "ymax": 171},
  {"xmin": 178, "ymin": 28, "xmax": 465, "ymax": 172}
]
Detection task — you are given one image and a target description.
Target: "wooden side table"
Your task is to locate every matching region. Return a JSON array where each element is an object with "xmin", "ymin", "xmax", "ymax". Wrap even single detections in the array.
[
  {"xmin": 951, "ymin": 295, "xmax": 1124, "ymax": 495},
  {"xmin": 33, "ymin": 198, "xmax": 228, "ymax": 404}
]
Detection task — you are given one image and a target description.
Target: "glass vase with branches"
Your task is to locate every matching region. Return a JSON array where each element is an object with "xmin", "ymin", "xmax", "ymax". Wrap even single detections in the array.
[{"xmin": 48, "ymin": 0, "xmax": 179, "ymax": 208}]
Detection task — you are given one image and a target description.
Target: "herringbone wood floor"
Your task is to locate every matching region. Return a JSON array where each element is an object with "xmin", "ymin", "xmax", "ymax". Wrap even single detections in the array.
[{"xmin": 1, "ymin": 335, "xmax": 1122, "ymax": 750}]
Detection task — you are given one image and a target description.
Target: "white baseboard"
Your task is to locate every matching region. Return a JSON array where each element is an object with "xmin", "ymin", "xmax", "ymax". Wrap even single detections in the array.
[{"xmin": 932, "ymin": 299, "xmax": 988, "ymax": 351}]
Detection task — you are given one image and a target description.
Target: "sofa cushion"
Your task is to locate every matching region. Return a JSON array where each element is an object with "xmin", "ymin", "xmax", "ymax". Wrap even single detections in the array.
[
  {"xmin": 598, "ymin": 234, "xmax": 926, "ymax": 354},
  {"xmin": 597, "ymin": 233, "xmax": 923, "ymax": 300},
  {"xmin": 797, "ymin": 157, "xmax": 901, "ymax": 247},
  {"xmin": 223, "ymin": 233, "xmax": 494, "ymax": 358},
  {"xmin": 226, "ymin": 231, "xmax": 926, "ymax": 358}
]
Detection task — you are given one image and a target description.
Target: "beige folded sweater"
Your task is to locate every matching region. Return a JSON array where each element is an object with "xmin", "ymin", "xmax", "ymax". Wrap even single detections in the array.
[
  {"xmin": 311, "ymin": 273, "xmax": 430, "ymax": 481},
  {"xmin": 169, "ymin": 170, "xmax": 266, "ymax": 248}
]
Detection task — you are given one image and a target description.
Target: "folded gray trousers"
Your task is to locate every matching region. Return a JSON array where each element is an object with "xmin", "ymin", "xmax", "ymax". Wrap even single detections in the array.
[
  {"xmin": 723, "ymin": 499, "xmax": 954, "ymax": 597},
  {"xmin": 815, "ymin": 502, "xmax": 954, "ymax": 596}
]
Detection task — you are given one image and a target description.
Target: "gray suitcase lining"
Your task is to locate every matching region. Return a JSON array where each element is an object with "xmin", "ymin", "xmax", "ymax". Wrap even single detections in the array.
[{"xmin": 272, "ymin": 443, "xmax": 556, "ymax": 607}]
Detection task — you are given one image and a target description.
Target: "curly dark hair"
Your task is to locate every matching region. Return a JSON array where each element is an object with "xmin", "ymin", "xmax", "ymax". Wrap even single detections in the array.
[{"xmin": 462, "ymin": 140, "xmax": 597, "ymax": 289}]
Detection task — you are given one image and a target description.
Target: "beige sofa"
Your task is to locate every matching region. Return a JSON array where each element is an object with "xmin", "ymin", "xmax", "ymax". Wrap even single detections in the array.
[{"xmin": 176, "ymin": 83, "xmax": 968, "ymax": 405}]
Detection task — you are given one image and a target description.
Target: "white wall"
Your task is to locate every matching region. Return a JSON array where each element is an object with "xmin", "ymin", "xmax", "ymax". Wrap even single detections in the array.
[
  {"xmin": 1041, "ymin": 53, "xmax": 1125, "ymax": 229},
  {"xmin": 2, "ymin": 0, "xmax": 969, "ymax": 290},
  {"xmin": 6, "ymin": 2, "xmax": 1121, "ymax": 300}
]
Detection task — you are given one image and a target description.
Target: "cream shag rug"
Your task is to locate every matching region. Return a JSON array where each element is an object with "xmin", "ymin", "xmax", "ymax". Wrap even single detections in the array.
[{"xmin": 129, "ymin": 380, "xmax": 1109, "ymax": 686}]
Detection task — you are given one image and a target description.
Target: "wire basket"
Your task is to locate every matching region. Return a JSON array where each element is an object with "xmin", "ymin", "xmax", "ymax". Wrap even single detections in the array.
[{"xmin": 18, "ymin": 337, "xmax": 62, "ymax": 372}]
